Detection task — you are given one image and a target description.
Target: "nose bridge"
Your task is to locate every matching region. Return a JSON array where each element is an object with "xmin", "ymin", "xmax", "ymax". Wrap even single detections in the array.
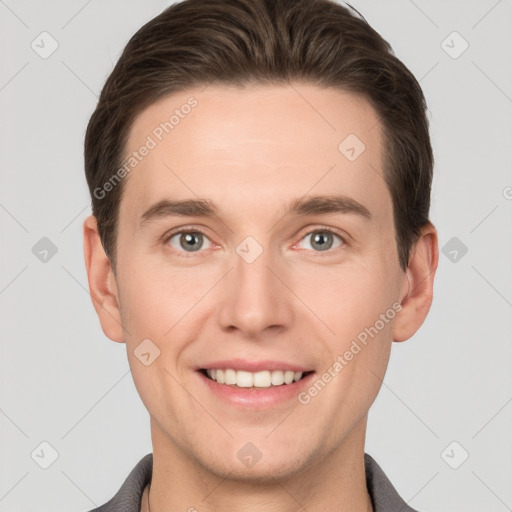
[{"xmin": 216, "ymin": 236, "xmax": 292, "ymax": 336}]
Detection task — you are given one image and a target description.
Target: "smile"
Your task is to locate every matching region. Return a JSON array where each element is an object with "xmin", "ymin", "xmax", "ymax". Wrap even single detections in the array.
[{"xmin": 202, "ymin": 368, "xmax": 312, "ymax": 388}]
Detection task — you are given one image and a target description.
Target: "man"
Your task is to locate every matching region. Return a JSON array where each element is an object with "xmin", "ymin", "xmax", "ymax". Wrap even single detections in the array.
[{"xmin": 83, "ymin": 0, "xmax": 438, "ymax": 510}]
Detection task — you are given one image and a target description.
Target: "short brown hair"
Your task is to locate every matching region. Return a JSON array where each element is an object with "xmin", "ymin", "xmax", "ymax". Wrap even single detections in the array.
[{"xmin": 84, "ymin": 0, "xmax": 433, "ymax": 271}]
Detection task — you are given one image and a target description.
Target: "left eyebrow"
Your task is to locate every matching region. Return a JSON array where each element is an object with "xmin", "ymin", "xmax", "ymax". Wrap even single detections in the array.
[{"xmin": 285, "ymin": 194, "xmax": 372, "ymax": 220}]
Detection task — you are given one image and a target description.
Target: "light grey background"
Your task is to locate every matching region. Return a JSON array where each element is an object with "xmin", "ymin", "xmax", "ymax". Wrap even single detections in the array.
[{"xmin": 1, "ymin": 1, "xmax": 511, "ymax": 511}]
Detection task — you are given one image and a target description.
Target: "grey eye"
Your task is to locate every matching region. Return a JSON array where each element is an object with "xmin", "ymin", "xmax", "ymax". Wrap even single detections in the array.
[
  {"xmin": 299, "ymin": 231, "xmax": 343, "ymax": 252},
  {"xmin": 168, "ymin": 232, "xmax": 212, "ymax": 252}
]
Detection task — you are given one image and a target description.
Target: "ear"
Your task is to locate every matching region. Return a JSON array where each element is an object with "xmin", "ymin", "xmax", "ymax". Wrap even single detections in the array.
[
  {"xmin": 83, "ymin": 215, "xmax": 125, "ymax": 343},
  {"xmin": 393, "ymin": 222, "xmax": 439, "ymax": 342}
]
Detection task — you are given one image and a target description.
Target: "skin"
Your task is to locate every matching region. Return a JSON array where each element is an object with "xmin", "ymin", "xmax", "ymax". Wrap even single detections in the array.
[{"xmin": 83, "ymin": 83, "xmax": 438, "ymax": 512}]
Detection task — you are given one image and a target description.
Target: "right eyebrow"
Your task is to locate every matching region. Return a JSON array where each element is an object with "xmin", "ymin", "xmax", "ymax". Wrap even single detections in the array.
[{"xmin": 140, "ymin": 199, "xmax": 218, "ymax": 227}]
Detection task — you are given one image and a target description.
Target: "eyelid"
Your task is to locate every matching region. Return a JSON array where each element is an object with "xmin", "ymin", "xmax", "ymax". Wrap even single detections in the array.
[{"xmin": 161, "ymin": 225, "xmax": 211, "ymax": 242}]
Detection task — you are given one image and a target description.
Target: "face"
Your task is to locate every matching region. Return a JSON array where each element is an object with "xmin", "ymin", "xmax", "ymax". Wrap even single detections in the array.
[{"xmin": 105, "ymin": 83, "xmax": 410, "ymax": 480}]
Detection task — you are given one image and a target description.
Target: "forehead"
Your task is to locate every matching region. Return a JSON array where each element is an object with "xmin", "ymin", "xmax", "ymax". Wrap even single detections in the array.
[{"xmin": 121, "ymin": 83, "xmax": 390, "ymax": 224}]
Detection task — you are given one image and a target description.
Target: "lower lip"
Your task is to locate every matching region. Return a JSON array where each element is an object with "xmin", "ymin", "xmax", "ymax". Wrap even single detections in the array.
[{"xmin": 197, "ymin": 370, "xmax": 315, "ymax": 408}]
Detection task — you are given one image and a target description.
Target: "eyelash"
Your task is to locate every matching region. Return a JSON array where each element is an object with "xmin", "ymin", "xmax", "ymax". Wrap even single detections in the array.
[{"xmin": 162, "ymin": 226, "xmax": 347, "ymax": 257}]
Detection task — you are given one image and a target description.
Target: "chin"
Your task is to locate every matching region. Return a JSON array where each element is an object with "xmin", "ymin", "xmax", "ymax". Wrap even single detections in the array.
[{"xmin": 194, "ymin": 443, "xmax": 316, "ymax": 484}]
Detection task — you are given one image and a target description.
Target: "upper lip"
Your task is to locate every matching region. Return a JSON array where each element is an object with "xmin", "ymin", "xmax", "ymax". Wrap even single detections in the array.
[{"xmin": 197, "ymin": 359, "xmax": 313, "ymax": 373}]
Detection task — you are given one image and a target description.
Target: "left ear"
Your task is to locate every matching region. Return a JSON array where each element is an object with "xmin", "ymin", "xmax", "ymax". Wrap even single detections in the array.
[{"xmin": 393, "ymin": 222, "xmax": 439, "ymax": 342}]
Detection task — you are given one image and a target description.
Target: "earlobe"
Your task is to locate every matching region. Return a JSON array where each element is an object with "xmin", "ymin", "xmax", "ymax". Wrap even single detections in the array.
[
  {"xmin": 393, "ymin": 223, "xmax": 439, "ymax": 342},
  {"xmin": 83, "ymin": 215, "xmax": 125, "ymax": 343}
]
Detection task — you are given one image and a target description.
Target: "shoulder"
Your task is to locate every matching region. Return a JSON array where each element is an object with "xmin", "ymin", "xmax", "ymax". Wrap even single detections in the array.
[
  {"xmin": 85, "ymin": 453, "xmax": 153, "ymax": 512},
  {"xmin": 364, "ymin": 453, "xmax": 421, "ymax": 512}
]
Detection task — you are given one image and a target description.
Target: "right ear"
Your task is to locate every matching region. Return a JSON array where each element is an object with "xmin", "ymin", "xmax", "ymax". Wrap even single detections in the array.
[{"xmin": 83, "ymin": 215, "xmax": 125, "ymax": 343}]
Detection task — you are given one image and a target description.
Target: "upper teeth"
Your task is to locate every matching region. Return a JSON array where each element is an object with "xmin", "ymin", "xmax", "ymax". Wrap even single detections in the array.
[{"xmin": 206, "ymin": 369, "xmax": 303, "ymax": 388}]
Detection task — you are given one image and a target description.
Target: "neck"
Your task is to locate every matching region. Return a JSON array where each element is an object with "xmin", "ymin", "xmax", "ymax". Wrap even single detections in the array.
[{"xmin": 145, "ymin": 418, "xmax": 373, "ymax": 512}]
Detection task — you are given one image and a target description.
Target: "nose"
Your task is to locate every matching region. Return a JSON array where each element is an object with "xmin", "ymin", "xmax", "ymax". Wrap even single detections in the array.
[{"xmin": 216, "ymin": 243, "xmax": 294, "ymax": 338}]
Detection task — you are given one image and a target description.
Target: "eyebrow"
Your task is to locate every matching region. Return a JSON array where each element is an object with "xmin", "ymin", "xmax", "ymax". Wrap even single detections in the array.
[{"xmin": 140, "ymin": 194, "xmax": 372, "ymax": 227}]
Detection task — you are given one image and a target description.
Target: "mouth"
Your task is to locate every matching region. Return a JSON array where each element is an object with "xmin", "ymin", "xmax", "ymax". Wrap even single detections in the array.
[
  {"xmin": 195, "ymin": 359, "xmax": 316, "ymax": 408},
  {"xmin": 199, "ymin": 368, "xmax": 315, "ymax": 388}
]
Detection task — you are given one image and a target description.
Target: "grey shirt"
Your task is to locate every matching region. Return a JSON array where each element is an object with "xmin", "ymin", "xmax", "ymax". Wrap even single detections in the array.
[{"xmin": 87, "ymin": 453, "xmax": 419, "ymax": 512}]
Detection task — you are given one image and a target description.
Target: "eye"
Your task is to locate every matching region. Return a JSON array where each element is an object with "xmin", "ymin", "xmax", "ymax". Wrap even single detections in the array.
[
  {"xmin": 164, "ymin": 227, "xmax": 345, "ymax": 255},
  {"xmin": 166, "ymin": 230, "xmax": 212, "ymax": 253},
  {"xmin": 297, "ymin": 229, "xmax": 345, "ymax": 252}
]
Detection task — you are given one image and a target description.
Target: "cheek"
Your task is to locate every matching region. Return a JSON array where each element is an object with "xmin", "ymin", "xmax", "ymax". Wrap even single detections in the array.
[
  {"xmin": 116, "ymin": 255, "xmax": 206, "ymax": 336},
  {"xmin": 293, "ymin": 257, "xmax": 400, "ymax": 342},
  {"xmin": 297, "ymin": 263, "xmax": 397, "ymax": 434},
  {"xmin": 115, "ymin": 262, "xmax": 206, "ymax": 419}
]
